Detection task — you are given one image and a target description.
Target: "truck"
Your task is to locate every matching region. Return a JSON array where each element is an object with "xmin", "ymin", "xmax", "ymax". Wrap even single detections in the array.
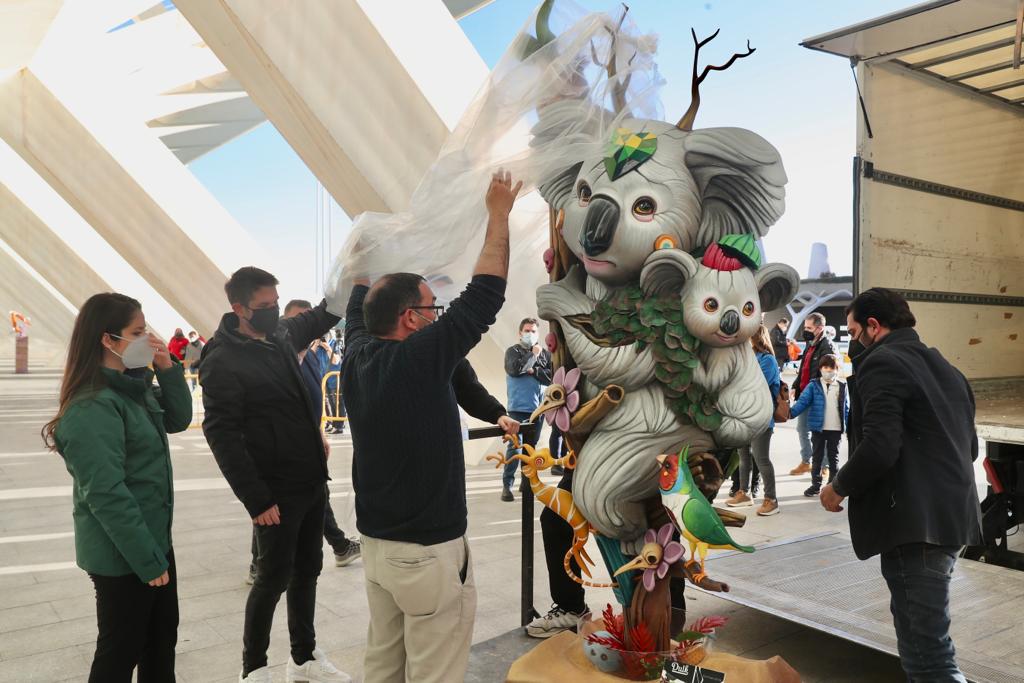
[
  {"xmin": 683, "ymin": 4, "xmax": 1024, "ymax": 682},
  {"xmin": 802, "ymin": 0, "xmax": 1024, "ymax": 572}
]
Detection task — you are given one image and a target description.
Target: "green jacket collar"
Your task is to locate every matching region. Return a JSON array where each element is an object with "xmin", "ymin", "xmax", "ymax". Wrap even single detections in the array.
[{"xmin": 99, "ymin": 366, "xmax": 153, "ymax": 398}]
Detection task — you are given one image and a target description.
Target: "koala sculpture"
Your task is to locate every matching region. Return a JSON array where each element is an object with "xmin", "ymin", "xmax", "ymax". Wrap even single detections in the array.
[
  {"xmin": 535, "ymin": 110, "xmax": 789, "ymax": 545},
  {"xmin": 640, "ymin": 241, "xmax": 800, "ymax": 447}
]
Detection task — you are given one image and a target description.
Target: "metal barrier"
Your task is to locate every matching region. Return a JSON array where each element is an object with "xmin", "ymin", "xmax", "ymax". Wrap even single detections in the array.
[
  {"xmin": 320, "ymin": 370, "xmax": 348, "ymax": 433},
  {"xmin": 184, "ymin": 371, "xmax": 204, "ymax": 429},
  {"xmin": 466, "ymin": 423, "xmax": 539, "ymax": 627}
]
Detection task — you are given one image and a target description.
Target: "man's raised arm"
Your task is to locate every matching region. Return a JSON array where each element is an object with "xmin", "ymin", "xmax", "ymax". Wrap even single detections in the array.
[{"xmin": 473, "ymin": 170, "xmax": 521, "ymax": 280}]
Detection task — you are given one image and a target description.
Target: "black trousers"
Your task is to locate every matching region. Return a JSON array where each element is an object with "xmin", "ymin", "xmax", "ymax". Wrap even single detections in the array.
[
  {"xmin": 811, "ymin": 430, "xmax": 842, "ymax": 489},
  {"xmin": 248, "ymin": 485, "xmax": 350, "ymax": 572},
  {"xmin": 88, "ymin": 551, "xmax": 178, "ymax": 683},
  {"xmin": 548, "ymin": 425, "xmax": 568, "ymax": 459},
  {"xmin": 243, "ymin": 485, "xmax": 326, "ymax": 675},
  {"xmin": 540, "ymin": 470, "xmax": 587, "ymax": 614}
]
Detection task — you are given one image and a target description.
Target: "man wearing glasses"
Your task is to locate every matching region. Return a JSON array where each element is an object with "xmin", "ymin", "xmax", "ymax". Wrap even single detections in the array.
[{"xmin": 342, "ymin": 171, "xmax": 522, "ymax": 683}]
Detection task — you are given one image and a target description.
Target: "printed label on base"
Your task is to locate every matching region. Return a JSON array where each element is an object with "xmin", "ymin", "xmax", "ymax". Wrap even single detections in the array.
[{"xmin": 660, "ymin": 660, "xmax": 726, "ymax": 682}]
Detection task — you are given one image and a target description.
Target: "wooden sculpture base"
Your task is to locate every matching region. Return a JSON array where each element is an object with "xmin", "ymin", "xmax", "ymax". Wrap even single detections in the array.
[{"xmin": 506, "ymin": 630, "xmax": 800, "ymax": 683}]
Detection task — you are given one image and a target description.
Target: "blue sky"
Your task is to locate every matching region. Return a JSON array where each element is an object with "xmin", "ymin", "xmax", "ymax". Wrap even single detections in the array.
[{"xmin": 189, "ymin": 0, "xmax": 910, "ymax": 301}]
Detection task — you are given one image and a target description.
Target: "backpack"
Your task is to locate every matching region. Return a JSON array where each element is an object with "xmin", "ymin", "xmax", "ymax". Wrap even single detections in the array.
[{"xmin": 773, "ymin": 380, "xmax": 791, "ymax": 423}]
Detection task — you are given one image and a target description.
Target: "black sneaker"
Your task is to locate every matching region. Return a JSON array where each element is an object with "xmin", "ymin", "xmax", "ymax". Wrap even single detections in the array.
[
  {"xmin": 804, "ymin": 486, "xmax": 821, "ymax": 497},
  {"xmin": 501, "ymin": 487, "xmax": 514, "ymax": 502},
  {"xmin": 334, "ymin": 539, "xmax": 361, "ymax": 567}
]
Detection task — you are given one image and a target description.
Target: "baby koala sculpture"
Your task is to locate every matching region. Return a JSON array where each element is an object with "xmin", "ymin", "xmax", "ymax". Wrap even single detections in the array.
[{"xmin": 639, "ymin": 236, "xmax": 800, "ymax": 446}]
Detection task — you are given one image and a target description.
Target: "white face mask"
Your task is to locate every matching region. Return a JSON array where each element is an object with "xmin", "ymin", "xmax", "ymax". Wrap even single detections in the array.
[
  {"xmin": 521, "ymin": 331, "xmax": 538, "ymax": 347},
  {"xmin": 110, "ymin": 334, "xmax": 155, "ymax": 369},
  {"xmin": 821, "ymin": 369, "xmax": 838, "ymax": 382}
]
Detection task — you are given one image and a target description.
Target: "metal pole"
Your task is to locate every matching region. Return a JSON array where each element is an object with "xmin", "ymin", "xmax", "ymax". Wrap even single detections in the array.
[{"xmin": 465, "ymin": 423, "xmax": 539, "ymax": 626}]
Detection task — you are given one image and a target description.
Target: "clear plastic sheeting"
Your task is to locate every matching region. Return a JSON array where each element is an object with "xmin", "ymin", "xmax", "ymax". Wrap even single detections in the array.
[{"xmin": 325, "ymin": 1, "xmax": 665, "ymax": 309}]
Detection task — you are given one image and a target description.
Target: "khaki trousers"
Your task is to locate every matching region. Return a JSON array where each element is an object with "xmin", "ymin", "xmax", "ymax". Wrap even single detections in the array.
[{"xmin": 361, "ymin": 534, "xmax": 476, "ymax": 683}]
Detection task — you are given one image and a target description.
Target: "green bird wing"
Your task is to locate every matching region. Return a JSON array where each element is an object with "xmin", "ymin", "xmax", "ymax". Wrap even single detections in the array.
[{"xmin": 682, "ymin": 496, "xmax": 754, "ymax": 552}]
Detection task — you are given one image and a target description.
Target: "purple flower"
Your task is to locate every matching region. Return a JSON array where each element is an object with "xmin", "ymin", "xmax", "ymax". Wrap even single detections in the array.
[
  {"xmin": 641, "ymin": 524, "xmax": 685, "ymax": 592},
  {"xmin": 547, "ymin": 367, "xmax": 581, "ymax": 432}
]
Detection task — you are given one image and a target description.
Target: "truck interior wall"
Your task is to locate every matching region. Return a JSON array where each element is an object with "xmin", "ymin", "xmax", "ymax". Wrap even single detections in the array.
[{"xmin": 857, "ymin": 63, "xmax": 1024, "ymax": 380}]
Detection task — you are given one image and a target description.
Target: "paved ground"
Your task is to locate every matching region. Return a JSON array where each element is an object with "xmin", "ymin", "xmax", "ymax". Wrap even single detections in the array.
[{"xmin": 0, "ymin": 363, "xmax": 998, "ymax": 682}]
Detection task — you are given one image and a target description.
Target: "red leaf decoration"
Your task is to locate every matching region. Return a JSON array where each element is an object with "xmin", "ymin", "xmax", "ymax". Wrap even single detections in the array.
[
  {"xmin": 602, "ymin": 603, "xmax": 626, "ymax": 644},
  {"xmin": 585, "ymin": 633, "xmax": 625, "ymax": 651},
  {"xmin": 628, "ymin": 621, "xmax": 657, "ymax": 654},
  {"xmin": 689, "ymin": 615, "xmax": 728, "ymax": 634}
]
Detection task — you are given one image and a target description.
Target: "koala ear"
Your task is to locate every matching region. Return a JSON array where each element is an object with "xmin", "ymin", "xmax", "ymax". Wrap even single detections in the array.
[
  {"xmin": 683, "ymin": 127, "xmax": 787, "ymax": 248},
  {"xmin": 538, "ymin": 161, "xmax": 583, "ymax": 210},
  {"xmin": 755, "ymin": 263, "xmax": 800, "ymax": 312},
  {"xmin": 640, "ymin": 249, "xmax": 700, "ymax": 297}
]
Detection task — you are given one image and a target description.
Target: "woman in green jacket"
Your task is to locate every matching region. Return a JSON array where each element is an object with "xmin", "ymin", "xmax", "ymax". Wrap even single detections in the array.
[{"xmin": 43, "ymin": 293, "xmax": 192, "ymax": 683}]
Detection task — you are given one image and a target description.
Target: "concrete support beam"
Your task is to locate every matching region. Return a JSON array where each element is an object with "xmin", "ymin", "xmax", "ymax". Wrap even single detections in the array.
[
  {"xmin": 175, "ymin": 0, "xmax": 487, "ymax": 216},
  {"xmin": 0, "ymin": 183, "xmax": 112, "ymax": 309},
  {"xmin": 0, "ymin": 69, "xmax": 235, "ymax": 335},
  {"xmin": 0, "ymin": 246, "xmax": 75, "ymax": 364}
]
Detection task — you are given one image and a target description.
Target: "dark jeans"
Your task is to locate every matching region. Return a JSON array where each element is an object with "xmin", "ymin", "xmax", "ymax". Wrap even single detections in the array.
[
  {"xmin": 504, "ymin": 411, "xmax": 541, "ymax": 489},
  {"xmin": 739, "ymin": 428, "xmax": 775, "ymax": 499},
  {"xmin": 731, "ymin": 460, "xmax": 760, "ymax": 494},
  {"xmin": 548, "ymin": 424, "xmax": 568, "ymax": 459},
  {"xmin": 880, "ymin": 543, "xmax": 967, "ymax": 682},
  {"xmin": 540, "ymin": 470, "xmax": 586, "ymax": 614},
  {"xmin": 810, "ymin": 430, "xmax": 841, "ymax": 489},
  {"xmin": 88, "ymin": 551, "xmax": 178, "ymax": 683},
  {"xmin": 243, "ymin": 486, "xmax": 326, "ymax": 675}
]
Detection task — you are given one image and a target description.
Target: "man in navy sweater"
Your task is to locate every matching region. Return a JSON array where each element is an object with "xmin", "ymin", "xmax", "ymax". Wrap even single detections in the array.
[{"xmin": 342, "ymin": 171, "xmax": 522, "ymax": 683}]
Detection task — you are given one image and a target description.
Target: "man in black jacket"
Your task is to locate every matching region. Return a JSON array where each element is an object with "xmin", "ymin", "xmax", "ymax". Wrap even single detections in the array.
[
  {"xmin": 343, "ymin": 171, "xmax": 521, "ymax": 683},
  {"xmin": 821, "ymin": 288, "xmax": 980, "ymax": 683},
  {"xmin": 769, "ymin": 317, "xmax": 789, "ymax": 369},
  {"xmin": 200, "ymin": 268, "xmax": 350, "ymax": 683},
  {"xmin": 790, "ymin": 312, "xmax": 837, "ymax": 476}
]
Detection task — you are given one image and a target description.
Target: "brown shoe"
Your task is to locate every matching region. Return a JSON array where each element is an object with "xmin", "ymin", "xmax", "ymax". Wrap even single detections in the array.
[
  {"xmin": 757, "ymin": 498, "xmax": 780, "ymax": 516},
  {"xmin": 821, "ymin": 467, "xmax": 830, "ymax": 480},
  {"xmin": 789, "ymin": 462, "xmax": 811, "ymax": 476},
  {"xmin": 725, "ymin": 490, "xmax": 753, "ymax": 507}
]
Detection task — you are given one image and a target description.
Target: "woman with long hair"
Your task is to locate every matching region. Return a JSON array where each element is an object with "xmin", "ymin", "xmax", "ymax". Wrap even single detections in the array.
[
  {"xmin": 725, "ymin": 324, "xmax": 783, "ymax": 516},
  {"xmin": 43, "ymin": 293, "xmax": 191, "ymax": 682}
]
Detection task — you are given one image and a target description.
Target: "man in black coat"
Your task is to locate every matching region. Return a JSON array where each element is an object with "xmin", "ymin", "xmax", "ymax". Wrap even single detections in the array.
[
  {"xmin": 200, "ymin": 267, "xmax": 350, "ymax": 682},
  {"xmin": 821, "ymin": 288, "xmax": 981, "ymax": 683},
  {"xmin": 769, "ymin": 317, "xmax": 790, "ymax": 369}
]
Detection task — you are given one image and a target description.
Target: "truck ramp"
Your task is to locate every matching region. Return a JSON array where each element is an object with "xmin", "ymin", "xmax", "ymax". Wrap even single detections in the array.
[{"xmin": 700, "ymin": 532, "xmax": 1024, "ymax": 683}]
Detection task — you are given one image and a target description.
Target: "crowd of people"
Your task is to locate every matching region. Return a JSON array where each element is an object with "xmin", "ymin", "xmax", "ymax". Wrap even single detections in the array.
[{"xmin": 43, "ymin": 170, "xmax": 981, "ymax": 683}]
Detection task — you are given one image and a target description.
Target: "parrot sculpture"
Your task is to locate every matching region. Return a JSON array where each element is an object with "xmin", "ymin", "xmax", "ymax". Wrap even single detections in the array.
[{"xmin": 658, "ymin": 448, "xmax": 753, "ymax": 583}]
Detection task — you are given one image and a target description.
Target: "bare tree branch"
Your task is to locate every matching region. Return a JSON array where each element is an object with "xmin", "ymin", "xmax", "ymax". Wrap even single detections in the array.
[{"xmin": 677, "ymin": 30, "xmax": 755, "ymax": 131}]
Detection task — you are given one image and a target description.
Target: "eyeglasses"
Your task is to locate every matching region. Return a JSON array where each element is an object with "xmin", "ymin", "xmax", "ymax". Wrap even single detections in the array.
[{"xmin": 408, "ymin": 305, "xmax": 445, "ymax": 318}]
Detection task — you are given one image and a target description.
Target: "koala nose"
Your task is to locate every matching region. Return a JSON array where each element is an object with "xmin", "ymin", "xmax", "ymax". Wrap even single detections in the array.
[
  {"xmin": 720, "ymin": 310, "xmax": 740, "ymax": 336},
  {"xmin": 579, "ymin": 195, "xmax": 619, "ymax": 257}
]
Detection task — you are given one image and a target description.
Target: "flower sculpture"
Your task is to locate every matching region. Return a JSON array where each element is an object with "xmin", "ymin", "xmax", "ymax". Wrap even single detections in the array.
[
  {"xmin": 640, "ymin": 524, "xmax": 684, "ymax": 592},
  {"xmin": 541, "ymin": 366, "xmax": 581, "ymax": 432}
]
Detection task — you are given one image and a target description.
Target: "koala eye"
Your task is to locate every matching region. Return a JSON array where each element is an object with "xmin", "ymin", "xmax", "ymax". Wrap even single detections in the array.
[
  {"xmin": 703, "ymin": 298, "xmax": 719, "ymax": 313},
  {"xmin": 742, "ymin": 301, "xmax": 756, "ymax": 317},
  {"xmin": 632, "ymin": 197, "xmax": 656, "ymax": 221},
  {"xmin": 577, "ymin": 181, "xmax": 592, "ymax": 206}
]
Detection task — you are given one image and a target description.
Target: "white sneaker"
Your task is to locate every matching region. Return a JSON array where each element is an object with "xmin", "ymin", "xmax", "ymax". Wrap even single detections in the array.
[
  {"xmin": 286, "ymin": 648, "xmax": 352, "ymax": 683},
  {"xmin": 525, "ymin": 604, "xmax": 586, "ymax": 639},
  {"xmin": 239, "ymin": 667, "xmax": 272, "ymax": 682}
]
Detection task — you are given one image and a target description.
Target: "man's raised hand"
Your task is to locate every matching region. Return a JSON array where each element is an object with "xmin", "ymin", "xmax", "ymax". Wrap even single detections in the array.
[{"xmin": 485, "ymin": 169, "xmax": 523, "ymax": 217}]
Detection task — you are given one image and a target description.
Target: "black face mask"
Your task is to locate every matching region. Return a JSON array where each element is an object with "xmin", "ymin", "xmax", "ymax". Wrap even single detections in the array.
[
  {"xmin": 802, "ymin": 329, "xmax": 816, "ymax": 343},
  {"xmin": 248, "ymin": 306, "xmax": 280, "ymax": 335}
]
